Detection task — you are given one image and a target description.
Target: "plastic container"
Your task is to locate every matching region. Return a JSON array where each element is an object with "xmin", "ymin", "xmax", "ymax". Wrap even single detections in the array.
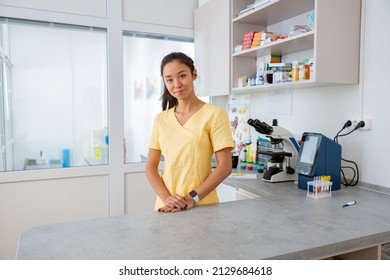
[
  {"xmin": 246, "ymin": 161, "xmax": 253, "ymax": 171},
  {"xmin": 257, "ymin": 74, "xmax": 264, "ymax": 85},
  {"xmin": 232, "ymin": 155, "xmax": 239, "ymax": 168},
  {"xmin": 299, "ymin": 64, "xmax": 307, "ymax": 80},
  {"xmin": 246, "ymin": 144, "xmax": 252, "ymax": 163},
  {"xmin": 256, "ymin": 162, "xmax": 264, "ymax": 173},
  {"xmin": 292, "ymin": 61, "xmax": 299, "ymax": 81},
  {"xmin": 304, "ymin": 59, "xmax": 311, "ymax": 79},
  {"xmin": 240, "ymin": 160, "xmax": 247, "ymax": 170},
  {"xmin": 252, "ymin": 163, "xmax": 258, "ymax": 173},
  {"xmin": 62, "ymin": 149, "xmax": 71, "ymax": 167}
]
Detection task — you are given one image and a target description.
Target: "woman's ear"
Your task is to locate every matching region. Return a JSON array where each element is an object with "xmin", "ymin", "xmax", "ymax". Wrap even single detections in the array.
[{"xmin": 193, "ymin": 68, "xmax": 198, "ymax": 81}]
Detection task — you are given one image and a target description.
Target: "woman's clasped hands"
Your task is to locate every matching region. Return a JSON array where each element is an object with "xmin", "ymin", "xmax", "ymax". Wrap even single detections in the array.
[{"xmin": 158, "ymin": 194, "xmax": 195, "ymax": 213}]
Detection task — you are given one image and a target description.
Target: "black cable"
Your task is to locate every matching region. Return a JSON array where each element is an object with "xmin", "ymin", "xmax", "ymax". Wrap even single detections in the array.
[
  {"xmin": 340, "ymin": 158, "xmax": 359, "ymax": 186},
  {"xmin": 340, "ymin": 167, "xmax": 353, "ymax": 186},
  {"xmin": 334, "ymin": 120, "xmax": 353, "ymax": 143},
  {"xmin": 334, "ymin": 120, "xmax": 360, "ymax": 186},
  {"xmin": 336, "ymin": 129, "xmax": 357, "ymax": 139},
  {"xmin": 333, "ymin": 128, "xmax": 344, "ymax": 142}
]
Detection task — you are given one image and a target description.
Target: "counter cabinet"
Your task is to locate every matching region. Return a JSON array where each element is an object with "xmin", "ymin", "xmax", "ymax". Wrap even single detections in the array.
[{"xmin": 16, "ymin": 178, "xmax": 390, "ymax": 260}]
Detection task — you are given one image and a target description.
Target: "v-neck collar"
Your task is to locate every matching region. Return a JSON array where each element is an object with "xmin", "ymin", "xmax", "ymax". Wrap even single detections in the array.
[{"xmin": 172, "ymin": 103, "xmax": 207, "ymax": 127}]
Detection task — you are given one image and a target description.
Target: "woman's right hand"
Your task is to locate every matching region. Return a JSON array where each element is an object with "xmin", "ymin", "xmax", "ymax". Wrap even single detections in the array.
[{"xmin": 160, "ymin": 194, "xmax": 188, "ymax": 212}]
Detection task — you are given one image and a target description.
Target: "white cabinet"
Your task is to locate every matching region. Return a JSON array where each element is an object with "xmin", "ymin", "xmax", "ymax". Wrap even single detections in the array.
[
  {"xmin": 194, "ymin": 0, "xmax": 230, "ymax": 96},
  {"xmin": 217, "ymin": 183, "xmax": 260, "ymax": 202},
  {"xmin": 231, "ymin": 0, "xmax": 361, "ymax": 93}
]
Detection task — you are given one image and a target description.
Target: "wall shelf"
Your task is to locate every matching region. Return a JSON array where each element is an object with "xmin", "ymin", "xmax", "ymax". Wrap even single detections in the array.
[
  {"xmin": 231, "ymin": 0, "xmax": 361, "ymax": 90},
  {"xmin": 233, "ymin": 31, "xmax": 314, "ymax": 58},
  {"xmin": 233, "ymin": 0, "xmax": 314, "ymax": 26}
]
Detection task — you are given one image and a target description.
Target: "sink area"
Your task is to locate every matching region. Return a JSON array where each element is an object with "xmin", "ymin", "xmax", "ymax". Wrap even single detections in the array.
[{"xmin": 216, "ymin": 183, "xmax": 260, "ymax": 203}]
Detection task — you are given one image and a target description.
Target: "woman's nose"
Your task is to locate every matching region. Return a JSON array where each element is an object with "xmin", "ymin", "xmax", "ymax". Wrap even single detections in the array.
[{"xmin": 173, "ymin": 79, "xmax": 181, "ymax": 88}]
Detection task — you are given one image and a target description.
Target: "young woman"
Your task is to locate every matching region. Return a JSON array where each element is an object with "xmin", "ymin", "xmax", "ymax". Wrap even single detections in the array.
[{"xmin": 145, "ymin": 52, "xmax": 234, "ymax": 213}]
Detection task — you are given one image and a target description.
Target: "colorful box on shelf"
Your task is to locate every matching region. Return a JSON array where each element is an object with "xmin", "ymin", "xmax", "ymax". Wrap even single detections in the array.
[
  {"xmin": 241, "ymin": 31, "xmax": 256, "ymax": 50},
  {"xmin": 267, "ymin": 62, "xmax": 292, "ymax": 72},
  {"xmin": 270, "ymin": 54, "xmax": 281, "ymax": 63},
  {"xmin": 250, "ymin": 31, "xmax": 274, "ymax": 48}
]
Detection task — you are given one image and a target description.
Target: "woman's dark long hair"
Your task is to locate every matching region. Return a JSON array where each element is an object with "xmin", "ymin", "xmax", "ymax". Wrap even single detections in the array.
[{"xmin": 160, "ymin": 52, "xmax": 195, "ymax": 111}]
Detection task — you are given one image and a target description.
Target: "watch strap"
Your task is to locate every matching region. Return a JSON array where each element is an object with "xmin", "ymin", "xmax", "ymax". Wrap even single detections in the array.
[{"xmin": 189, "ymin": 190, "xmax": 200, "ymax": 203}]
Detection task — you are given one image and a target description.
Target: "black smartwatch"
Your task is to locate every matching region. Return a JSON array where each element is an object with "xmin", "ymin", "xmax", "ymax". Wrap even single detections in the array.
[{"xmin": 189, "ymin": 190, "xmax": 200, "ymax": 204}]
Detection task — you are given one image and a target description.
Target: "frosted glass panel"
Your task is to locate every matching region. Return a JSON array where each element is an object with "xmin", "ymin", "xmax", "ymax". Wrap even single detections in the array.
[
  {"xmin": 0, "ymin": 57, "xmax": 4, "ymax": 171},
  {"xmin": 123, "ymin": 34, "xmax": 194, "ymax": 163},
  {"xmin": 2, "ymin": 18, "xmax": 108, "ymax": 171}
]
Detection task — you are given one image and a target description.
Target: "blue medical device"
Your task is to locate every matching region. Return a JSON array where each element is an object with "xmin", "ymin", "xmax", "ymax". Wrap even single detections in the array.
[{"xmin": 295, "ymin": 132, "xmax": 342, "ymax": 191}]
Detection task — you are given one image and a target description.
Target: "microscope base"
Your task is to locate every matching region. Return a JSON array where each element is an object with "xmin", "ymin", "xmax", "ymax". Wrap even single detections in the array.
[{"xmin": 262, "ymin": 168, "xmax": 297, "ymax": 183}]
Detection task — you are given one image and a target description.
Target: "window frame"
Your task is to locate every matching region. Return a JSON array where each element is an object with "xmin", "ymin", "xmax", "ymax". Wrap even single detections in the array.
[{"xmin": 0, "ymin": 4, "xmax": 195, "ymax": 185}]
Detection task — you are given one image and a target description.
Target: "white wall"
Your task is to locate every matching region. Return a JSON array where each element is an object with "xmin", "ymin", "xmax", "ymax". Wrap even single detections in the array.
[
  {"xmin": 0, "ymin": 0, "xmax": 106, "ymax": 17},
  {"xmin": 123, "ymin": 0, "xmax": 197, "ymax": 30},
  {"xmin": 356, "ymin": 0, "xmax": 390, "ymax": 187}
]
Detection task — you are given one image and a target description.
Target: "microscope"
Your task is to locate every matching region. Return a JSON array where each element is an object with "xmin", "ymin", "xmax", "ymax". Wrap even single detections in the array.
[{"xmin": 247, "ymin": 119, "xmax": 300, "ymax": 183}]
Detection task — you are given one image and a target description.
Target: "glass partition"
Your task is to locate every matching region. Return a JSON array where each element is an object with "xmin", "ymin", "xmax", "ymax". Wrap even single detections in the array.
[
  {"xmin": 123, "ymin": 33, "xmax": 195, "ymax": 163},
  {"xmin": 0, "ymin": 56, "xmax": 4, "ymax": 171},
  {"xmin": 0, "ymin": 18, "xmax": 108, "ymax": 171}
]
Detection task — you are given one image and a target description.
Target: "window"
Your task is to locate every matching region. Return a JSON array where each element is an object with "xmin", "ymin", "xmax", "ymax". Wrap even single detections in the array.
[
  {"xmin": 0, "ymin": 18, "xmax": 108, "ymax": 171},
  {"xmin": 123, "ymin": 33, "xmax": 195, "ymax": 163}
]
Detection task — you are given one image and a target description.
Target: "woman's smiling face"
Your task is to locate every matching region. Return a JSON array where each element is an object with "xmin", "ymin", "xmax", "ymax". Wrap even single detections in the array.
[{"xmin": 162, "ymin": 60, "xmax": 197, "ymax": 101}]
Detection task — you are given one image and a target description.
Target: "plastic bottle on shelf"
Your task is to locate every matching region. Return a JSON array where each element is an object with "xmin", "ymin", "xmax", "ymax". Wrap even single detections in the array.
[
  {"xmin": 36, "ymin": 150, "xmax": 47, "ymax": 167},
  {"xmin": 304, "ymin": 59, "xmax": 311, "ymax": 80},
  {"xmin": 94, "ymin": 144, "xmax": 102, "ymax": 160},
  {"xmin": 257, "ymin": 73, "xmax": 264, "ymax": 85},
  {"xmin": 241, "ymin": 145, "xmax": 247, "ymax": 162},
  {"xmin": 292, "ymin": 61, "xmax": 299, "ymax": 81},
  {"xmin": 237, "ymin": 75, "xmax": 243, "ymax": 87},
  {"xmin": 246, "ymin": 143, "xmax": 252, "ymax": 163},
  {"xmin": 308, "ymin": 58, "xmax": 314, "ymax": 79},
  {"xmin": 299, "ymin": 64, "xmax": 307, "ymax": 80}
]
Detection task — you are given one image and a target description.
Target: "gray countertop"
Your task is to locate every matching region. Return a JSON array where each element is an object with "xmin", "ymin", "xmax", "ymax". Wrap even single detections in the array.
[{"xmin": 17, "ymin": 174, "xmax": 390, "ymax": 260}]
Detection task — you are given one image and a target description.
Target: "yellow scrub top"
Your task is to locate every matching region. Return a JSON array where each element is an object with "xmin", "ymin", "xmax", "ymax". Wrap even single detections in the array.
[{"xmin": 149, "ymin": 103, "xmax": 234, "ymax": 209}]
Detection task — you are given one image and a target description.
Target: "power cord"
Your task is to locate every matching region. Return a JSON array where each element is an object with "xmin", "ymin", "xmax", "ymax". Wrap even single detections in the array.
[
  {"xmin": 340, "ymin": 158, "xmax": 359, "ymax": 187},
  {"xmin": 335, "ymin": 120, "xmax": 365, "ymax": 139},
  {"xmin": 333, "ymin": 120, "xmax": 352, "ymax": 141},
  {"xmin": 334, "ymin": 120, "xmax": 362, "ymax": 186}
]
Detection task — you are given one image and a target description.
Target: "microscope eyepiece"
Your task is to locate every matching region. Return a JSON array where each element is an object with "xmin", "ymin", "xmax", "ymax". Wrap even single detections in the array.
[
  {"xmin": 247, "ymin": 118, "xmax": 255, "ymax": 126},
  {"xmin": 247, "ymin": 118, "xmax": 273, "ymax": 135}
]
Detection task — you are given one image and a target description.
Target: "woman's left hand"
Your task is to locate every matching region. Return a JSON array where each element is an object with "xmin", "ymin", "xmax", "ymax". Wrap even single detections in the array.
[{"xmin": 158, "ymin": 195, "xmax": 196, "ymax": 213}]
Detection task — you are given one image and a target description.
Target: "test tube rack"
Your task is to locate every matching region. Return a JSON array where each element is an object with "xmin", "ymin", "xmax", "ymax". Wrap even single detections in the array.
[{"xmin": 306, "ymin": 180, "xmax": 332, "ymax": 199}]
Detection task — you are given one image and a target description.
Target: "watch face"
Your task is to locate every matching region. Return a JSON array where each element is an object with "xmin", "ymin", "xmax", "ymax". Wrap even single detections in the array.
[{"xmin": 189, "ymin": 190, "xmax": 197, "ymax": 198}]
